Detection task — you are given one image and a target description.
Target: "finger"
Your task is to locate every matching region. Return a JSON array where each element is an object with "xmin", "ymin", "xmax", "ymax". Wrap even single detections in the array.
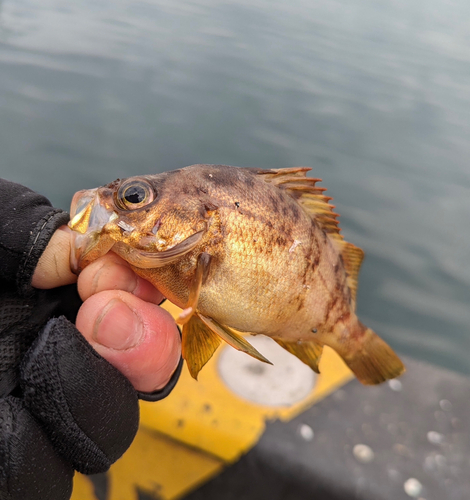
[
  {"xmin": 76, "ymin": 290, "xmax": 181, "ymax": 393},
  {"xmin": 32, "ymin": 226, "xmax": 77, "ymax": 289},
  {"xmin": 77, "ymin": 252, "xmax": 164, "ymax": 305}
]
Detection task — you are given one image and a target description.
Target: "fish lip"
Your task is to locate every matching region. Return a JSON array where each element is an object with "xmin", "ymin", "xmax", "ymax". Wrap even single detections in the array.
[
  {"xmin": 112, "ymin": 229, "xmax": 205, "ymax": 269},
  {"xmin": 69, "ymin": 226, "xmax": 117, "ymax": 274},
  {"xmin": 68, "ymin": 189, "xmax": 116, "ymax": 272},
  {"xmin": 70, "ymin": 189, "xmax": 95, "ymax": 220},
  {"xmin": 69, "ymin": 230, "xmax": 97, "ymax": 274}
]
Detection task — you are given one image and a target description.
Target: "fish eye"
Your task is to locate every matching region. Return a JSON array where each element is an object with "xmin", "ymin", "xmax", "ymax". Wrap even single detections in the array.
[{"xmin": 116, "ymin": 180, "xmax": 155, "ymax": 210}]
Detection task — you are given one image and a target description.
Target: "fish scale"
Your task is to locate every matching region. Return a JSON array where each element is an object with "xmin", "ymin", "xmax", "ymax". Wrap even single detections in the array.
[{"xmin": 69, "ymin": 164, "xmax": 405, "ymax": 384}]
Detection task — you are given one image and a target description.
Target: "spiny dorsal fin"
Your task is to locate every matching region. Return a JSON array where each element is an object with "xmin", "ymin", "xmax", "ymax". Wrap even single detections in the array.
[
  {"xmin": 256, "ymin": 167, "xmax": 342, "ymax": 241},
  {"xmin": 257, "ymin": 167, "xmax": 365, "ymax": 309},
  {"xmin": 273, "ymin": 338, "xmax": 324, "ymax": 374},
  {"xmin": 336, "ymin": 241, "xmax": 364, "ymax": 309},
  {"xmin": 182, "ymin": 314, "xmax": 221, "ymax": 379}
]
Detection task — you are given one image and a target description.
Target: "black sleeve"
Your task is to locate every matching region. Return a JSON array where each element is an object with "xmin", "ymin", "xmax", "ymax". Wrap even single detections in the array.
[
  {"xmin": 0, "ymin": 178, "xmax": 70, "ymax": 296},
  {"xmin": 0, "ymin": 178, "xmax": 78, "ymax": 396}
]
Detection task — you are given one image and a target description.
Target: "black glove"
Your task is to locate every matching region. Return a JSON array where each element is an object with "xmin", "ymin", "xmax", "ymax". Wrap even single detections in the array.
[
  {"xmin": 0, "ymin": 313, "xmax": 139, "ymax": 500},
  {"xmin": 0, "ymin": 179, "xmax": 182, "ymax": 500}
]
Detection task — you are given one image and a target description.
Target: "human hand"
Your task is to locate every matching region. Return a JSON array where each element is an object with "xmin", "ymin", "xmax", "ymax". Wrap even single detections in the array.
[
  {"xmin": 33, "ymin": 226, "xmax": 182, "ymax": 392},
  {"xmin": 1, "ymin": 225, "xmax": 181, "ymax": 500}
]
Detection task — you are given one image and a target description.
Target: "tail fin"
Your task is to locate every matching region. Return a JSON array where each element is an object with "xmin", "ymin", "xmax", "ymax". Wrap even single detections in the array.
[{"xmin": 334, "ymin": 322, "xmax": 405, "ymax": 385}]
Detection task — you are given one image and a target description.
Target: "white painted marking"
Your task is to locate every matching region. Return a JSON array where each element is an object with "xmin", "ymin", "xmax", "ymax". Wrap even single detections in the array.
[{"xmin": 218, "ymin": 336, "xmax": 316, "ymax": 407}]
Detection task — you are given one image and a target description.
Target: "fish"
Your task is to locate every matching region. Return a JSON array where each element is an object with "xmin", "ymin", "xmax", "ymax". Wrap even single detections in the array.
[{"xmin": 68, "ymin": 164, "xmax": 405, "ymax": 384}]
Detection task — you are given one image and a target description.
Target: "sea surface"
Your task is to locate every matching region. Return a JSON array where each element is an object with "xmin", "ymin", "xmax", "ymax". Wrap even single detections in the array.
[{"xmin": 1, "ymin": 0, "xmax": 469, "ymax": 375}]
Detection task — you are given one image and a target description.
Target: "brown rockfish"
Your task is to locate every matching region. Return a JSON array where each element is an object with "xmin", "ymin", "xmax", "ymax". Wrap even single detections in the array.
[{"xmin": 69, "ymin": 164, "xmax": 405, "ymax": 384}]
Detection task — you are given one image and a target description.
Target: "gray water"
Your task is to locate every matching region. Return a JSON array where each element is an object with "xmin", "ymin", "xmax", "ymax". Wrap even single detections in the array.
[{"xmin": 1, "ymin": 0, "xmax": 469, "ymax": 375}]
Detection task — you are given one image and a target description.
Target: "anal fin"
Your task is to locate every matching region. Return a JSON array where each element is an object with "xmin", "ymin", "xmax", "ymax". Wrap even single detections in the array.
[
  {"xmin": 198, "ymin": 314, "xmax": 272, "ymax": 365},
  {"xmin": 273, "ymin": 338, "xmax": 323, "ymax": 373},
  {"xmin": 182, "ymin": 314, "xmax": 221, "ymax": 379}
]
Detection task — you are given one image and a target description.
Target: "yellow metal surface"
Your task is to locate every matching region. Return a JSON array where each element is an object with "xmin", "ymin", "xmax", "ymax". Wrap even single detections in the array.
[
  {"xmin": 140, "ymin": 302, "xmax": 352, "ymax": 462},
  {"xmin": 71, "ymin": 301, "xmax": 352, "ymax": 500},
  {"xmin": 72, "ymin": 427, "xmax": 223, "ymax": 500},
  {"xmin": 72, "ymin": 473, "xmax": 96, "ymax": 499}
]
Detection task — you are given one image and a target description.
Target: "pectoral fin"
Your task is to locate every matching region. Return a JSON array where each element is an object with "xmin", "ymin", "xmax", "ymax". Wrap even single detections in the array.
[
  {"xmin": 177, "ymin": 252, "xmax": 212, "ymax": 325},
  {"xmin": 182, "ymin": 314, "xmax": 221, "ymax": 379},
  {"xmin": 198, "ymin": 314, "xmax": 272, "ymax": 365},
  {"xmin": 273, "ymin": 338, "xmax": 324, "ymax": 373}
]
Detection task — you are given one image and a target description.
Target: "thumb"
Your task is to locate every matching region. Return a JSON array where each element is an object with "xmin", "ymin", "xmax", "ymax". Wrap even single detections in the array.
[
  {"xmin": 32, "ymin": 226, "xmax": 77, "ymax": 289},
  {"xmin": 76, "ymin": 290, "xmax": 181, "ymax": 393}
]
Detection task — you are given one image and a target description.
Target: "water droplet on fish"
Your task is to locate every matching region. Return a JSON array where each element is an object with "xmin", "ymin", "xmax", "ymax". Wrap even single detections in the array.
[
  {"xmin": 353, "ymin": 444, "xmax": 374, "ymax": 463},
  {"xmin": 388, "ymin": 379, "xmax": 402, "ymax": 391},
  {"xmin": 289, "ymin": 239, "xmax": 302, "ymax": 253},
  {"xmin": 298, "ymin": 424, "xmax": 314, "ymax": 441},
  {"xmin": 404, "ymin": 478, "xmax": 422, "ymax": 497}
]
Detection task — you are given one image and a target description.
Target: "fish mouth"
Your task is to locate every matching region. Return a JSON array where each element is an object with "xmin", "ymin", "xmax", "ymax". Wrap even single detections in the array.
[
  {"xmin": 69, "ymin": 189, "xmax": 205, "ymax": 273},
  {"xmin": 68, "ymin": 189, "xmax": 117, "ymax": 273}
]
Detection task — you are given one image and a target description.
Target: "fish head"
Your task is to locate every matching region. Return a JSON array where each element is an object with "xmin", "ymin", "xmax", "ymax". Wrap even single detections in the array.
[{"xmin": 69, "ymin": 172, "xmax": 211, "ymax": 272}]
